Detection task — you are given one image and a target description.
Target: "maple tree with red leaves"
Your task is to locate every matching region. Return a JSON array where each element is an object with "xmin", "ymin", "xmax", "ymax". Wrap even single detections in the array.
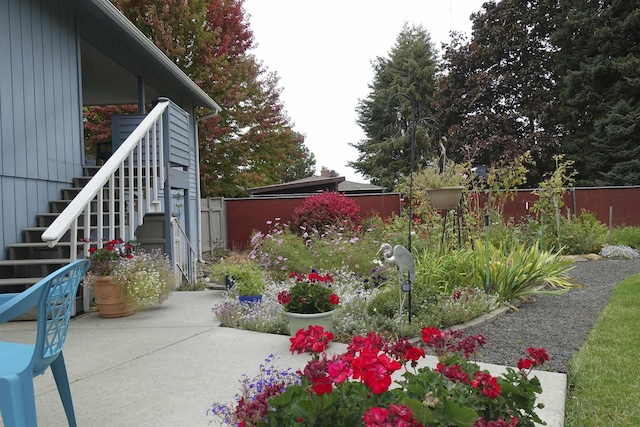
[{"xmin": 86, "ymin": 0, "xmax": 315, "ymax": 197}]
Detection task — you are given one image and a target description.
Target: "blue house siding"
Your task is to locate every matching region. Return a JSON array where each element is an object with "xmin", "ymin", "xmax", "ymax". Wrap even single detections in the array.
[
  {"xmin": 166, "ymin": 103, "xmax": 200, "ymax": 245},
  {"xmin": 0, "ymin": 0, "xmax": 83, "ymax": 259}
]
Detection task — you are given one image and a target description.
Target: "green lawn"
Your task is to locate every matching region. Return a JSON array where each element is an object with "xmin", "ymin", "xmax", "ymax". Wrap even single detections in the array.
[{"xmin": 564, "ymin": 273, "xmax": 640, "ymax": 426}]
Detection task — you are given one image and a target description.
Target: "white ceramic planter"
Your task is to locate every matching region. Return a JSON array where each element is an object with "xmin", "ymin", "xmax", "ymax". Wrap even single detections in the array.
[
  {"xmin": 426, "ymin": 186, "xmax": 464, "ymax": 210},
  {"xmin": 283, "ymin": 310, "xmax": 335, "ymax": 336}
]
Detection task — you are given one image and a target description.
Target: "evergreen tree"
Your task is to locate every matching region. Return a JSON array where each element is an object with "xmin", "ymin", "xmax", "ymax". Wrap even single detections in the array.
[
  {"xmin": 553, "ymin": 0, "xmax": 640, "ymax": 186},
  {"xmin": 349, "ymin": 24, "xmax": 438, "ymax": 190}
]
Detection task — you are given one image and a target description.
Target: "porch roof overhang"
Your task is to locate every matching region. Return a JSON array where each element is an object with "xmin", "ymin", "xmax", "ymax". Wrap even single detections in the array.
[{"xmin": 72, "ymin": 0, "xmax": 221, "ymax": 113}]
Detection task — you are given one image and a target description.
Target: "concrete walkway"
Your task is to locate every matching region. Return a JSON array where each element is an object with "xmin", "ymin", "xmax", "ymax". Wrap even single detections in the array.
[{"xmin": 0, "ymin": 290, "xmax": 566, "ymax": 426}]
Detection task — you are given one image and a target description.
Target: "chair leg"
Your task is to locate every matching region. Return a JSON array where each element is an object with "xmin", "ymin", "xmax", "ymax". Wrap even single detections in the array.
[
  {"xmin": 0, "ymin": 373, "xmax": 38, "ymax": 427},
  {"xmin": 50, "ymin": 353, "xmax": 77, "ymax": 427}
]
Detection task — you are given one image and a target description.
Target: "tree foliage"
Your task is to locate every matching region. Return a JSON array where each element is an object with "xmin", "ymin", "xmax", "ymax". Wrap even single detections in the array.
[
  {"xmin": 435, "ymin": 0, "xmax": 561, "ymax": 184},
  {"xmin": 552, "ymin": 0, "xmax": 640, "ymax": 186},
  {"xmin": 93, "ymin": 0, "xmax": 315, "ymax": 197},
  {"xmin": 349, "ymin": 24, "xmax": 439, "ymax": 190}
]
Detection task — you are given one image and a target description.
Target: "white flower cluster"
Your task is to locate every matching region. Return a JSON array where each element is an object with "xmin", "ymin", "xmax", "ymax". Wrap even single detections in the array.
[
  {"xmin": 112, "ymin": 249, "xmax": 175, "ymax": 309},
  {"xmin": 599, "ymin": 244, "xmax": 640, "ymax": 259}
]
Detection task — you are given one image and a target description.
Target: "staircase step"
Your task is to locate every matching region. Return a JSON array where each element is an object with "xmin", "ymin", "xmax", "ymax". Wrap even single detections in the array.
[
  {"xmin": 73, "ymin": 176, "xmax": 92, "ymax": 187},
  {"xmin": 36, "ymin": 212, "xmax": 124, "ymax": 228},
  {"xmin": 22, "ymin": 226, "xmax": 104, "ymax": 243},
  {"xmin": 0, "ymin": 277, "xmax": 41, "ymax": 293},
  {"xmin": 62, "ymin": 187, "xmax": 119, "ymax": 200},
  {"xmin": 7, "ymin": 242, "xmax": 73, "ymax": 260},
  {"xmin": 0, "ymin": 258, "xmax": 73, "ymax": 279},
  {"xmin": 50, "ymin": 199, "xmax": 126, "ymax": 214}
]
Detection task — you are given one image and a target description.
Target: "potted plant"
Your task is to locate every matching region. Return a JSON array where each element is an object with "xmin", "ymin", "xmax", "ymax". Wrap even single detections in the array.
[
  {"xmin": 110, "ymin": 249, "xmax": 176, "ymax": 310},
  {"xmin": 85, "ymin": 239, "xmax": 175, "ymax": 317},
  {"xmin": 210, "ymin": 255, "xmax": 265, "ymax": 303},
  {"xmin": 85, "ymin": 239, "xmax": 136, "ymax": 318},
  {"xmin": 413, "ymin": 158, "xmax": 471, "ymax": 210},
  {"xmin": 277, "ymin": 270, "xmax": 340, "ymax": 335}
]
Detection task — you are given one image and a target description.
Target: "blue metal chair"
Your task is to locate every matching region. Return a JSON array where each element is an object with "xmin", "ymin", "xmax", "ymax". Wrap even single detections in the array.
[{"xmin": 0, "ymin": 260, "xmax": 90, "ymax": 427}]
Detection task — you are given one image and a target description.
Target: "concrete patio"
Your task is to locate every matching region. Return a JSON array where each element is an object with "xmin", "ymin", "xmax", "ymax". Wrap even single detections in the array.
[{"xmin": 0, "ymin": 290, "xmax": 566, "ymax": 426}]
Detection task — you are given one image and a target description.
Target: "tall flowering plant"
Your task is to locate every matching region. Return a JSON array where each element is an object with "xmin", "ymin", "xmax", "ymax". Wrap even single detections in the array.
[
  {"xmin": 277, "ymin": 270, "xmax": 340, "ymax": 314},
  {"xmin": 244, "ymin": 327, "xmax": 547, "ymax": 426}
]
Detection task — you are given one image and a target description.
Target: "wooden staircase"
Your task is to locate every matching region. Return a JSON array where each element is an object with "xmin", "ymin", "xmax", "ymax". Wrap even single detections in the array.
[{"xmin": 0, "ymin": 166, "xmax": 121, "ymax": 312}]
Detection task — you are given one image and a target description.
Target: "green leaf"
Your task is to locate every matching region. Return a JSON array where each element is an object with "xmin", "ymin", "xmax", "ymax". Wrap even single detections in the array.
[{"xmin": 444, "ymin": 399, "xmax": 479, "ymax": 427}]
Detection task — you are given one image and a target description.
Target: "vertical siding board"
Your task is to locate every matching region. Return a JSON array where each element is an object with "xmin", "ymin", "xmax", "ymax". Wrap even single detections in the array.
[
  {"xmin": 1, "ymin": 178, "xmax": 18, "ymax": 247},
  {"xmin": 32, "ymin": 0, "xmax": 49, "ymax": 179},
  {"xmin": 13, "ymin": 178, "xmax": 29, "ymax": 240},
  {"xmin": 60, "ymin": 8, "xmax": 79, "ymax": 183},
  {"xmin": 22, "ymin": 0, "xmax": 38, "ymax": 179},
  {"xmin": 50, "ymin": 0, "xmax": 64, "ymax": 182},
  {"xmin": 0, "ymin": 0, "xmax": 12, "ymax": 177},
  {"xmin": 5, "ymin": 0, "xmax": 23, "ymax": 177},
  {"xmin": 0, "ymin": 180, "xmax": 4, "ymax": 254},
  {"xmin": 59, "ymin": 2, "xmax": 71, "ymax": 179},
  {"xmin": 26, "ymin": 179, "xmax": 39, "ymax": 231},
  {"xmin": 41, "ymin": 0, "xmax": 58, "ymax": 179}
]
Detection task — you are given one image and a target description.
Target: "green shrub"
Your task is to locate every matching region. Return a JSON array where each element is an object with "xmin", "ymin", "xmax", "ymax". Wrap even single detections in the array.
[
  {"xmin": 209, "ymin": 254, "xmax": 265, "ymax": 296},
  {"xmin": 610, "ymin": 225, "xmax": 640, "ymax": 249},
  {"xmin": 558, "ymin": 210, "xmax": 608, "ymax": 254}
]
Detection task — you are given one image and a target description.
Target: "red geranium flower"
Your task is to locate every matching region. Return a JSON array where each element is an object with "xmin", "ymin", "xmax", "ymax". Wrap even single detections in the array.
[
  {"xmin": 329, "ymin": 293, "xmax": 339, "ymax": 305},
  {"xmin": 277, "ymin": 290, "xmax": 291, "ymax": 305}
]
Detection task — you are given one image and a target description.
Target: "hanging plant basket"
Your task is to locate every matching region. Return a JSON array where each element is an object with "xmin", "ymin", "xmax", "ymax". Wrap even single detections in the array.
[{"xmin": 426, "ymin": 186, "xmax": 464, "ymax": 210}]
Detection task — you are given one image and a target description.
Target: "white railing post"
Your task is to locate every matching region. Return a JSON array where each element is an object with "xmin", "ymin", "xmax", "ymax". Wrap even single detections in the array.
[
  {"xmin": 41, "ymin": 100, "xmax": 197, "ymax": 294},
  {"xmin": 42, "ymin": 101, "xmax": 169, "ymax": 248}
]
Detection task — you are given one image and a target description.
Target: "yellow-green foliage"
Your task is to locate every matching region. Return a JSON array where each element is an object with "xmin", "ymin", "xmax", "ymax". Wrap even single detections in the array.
[
  {"xmin": 474, "ymin": 242, "xmax": 576, "ymax": 301},
  {"xmin": 558, "ymin": 211, "xmax": 608, "ymax": 254}
]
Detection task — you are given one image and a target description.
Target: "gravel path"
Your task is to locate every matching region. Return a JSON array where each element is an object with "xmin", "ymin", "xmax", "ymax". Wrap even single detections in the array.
[{"xmin": 463, "ymin": 258, "xmax": 640, "ymax": 373}]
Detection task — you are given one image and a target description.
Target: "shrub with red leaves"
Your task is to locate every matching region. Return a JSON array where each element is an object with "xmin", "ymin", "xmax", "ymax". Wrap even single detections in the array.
[{"xmin": 290, "ymin": 191, "xmax": 361, "ymax": 235}]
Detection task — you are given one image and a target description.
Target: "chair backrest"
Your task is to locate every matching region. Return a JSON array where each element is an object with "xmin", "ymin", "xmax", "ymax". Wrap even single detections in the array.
[{"xmin": 32, "ymin": 260, "xmax": 90, "ymax": 374}]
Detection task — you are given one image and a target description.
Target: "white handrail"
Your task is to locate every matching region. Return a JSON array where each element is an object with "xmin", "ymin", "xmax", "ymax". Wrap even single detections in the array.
[
  {"xmin": 171, "ymin": 217, "xmax": 198, "ymax": 284},
  {"xmin": 41, "ymin": 100, "xmax": 169, "ymax": 256}
]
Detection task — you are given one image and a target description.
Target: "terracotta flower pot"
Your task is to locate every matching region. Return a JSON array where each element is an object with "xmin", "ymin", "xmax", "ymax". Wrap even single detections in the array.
[
  {"xmin": 91, "ymin": 276, "xmax": 135, "ymax": 318},
  {"xmin": 283, "ymin": 310, "xmax": 335, "ymax": 336}
]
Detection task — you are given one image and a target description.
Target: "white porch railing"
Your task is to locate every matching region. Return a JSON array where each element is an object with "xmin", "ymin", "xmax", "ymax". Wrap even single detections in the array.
[
  {"xmin": 42, "ymin": 102, "xmax": 170, "ymax": 313},
  {"xmin": 171, "ymin": 217, "xmax": 198, "ymax": 285}
]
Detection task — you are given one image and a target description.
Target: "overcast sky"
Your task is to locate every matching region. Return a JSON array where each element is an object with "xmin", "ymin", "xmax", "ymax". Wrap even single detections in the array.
[{"xmin": 242, "ymin": 0, "xmax": 488, "ymax": 183}]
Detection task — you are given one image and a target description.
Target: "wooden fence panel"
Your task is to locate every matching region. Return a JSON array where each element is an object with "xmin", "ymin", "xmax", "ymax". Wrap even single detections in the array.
[
  {"xmin": 200, "ymin": 187, "xmax": 640, "ymax": 254},
  {"xmin": 200, "ymin": 197, "xmax": 226, "ymax": 256},
  {"xmin": 224, "ymin": 194, "xmax": 402, "ymax": 251}
]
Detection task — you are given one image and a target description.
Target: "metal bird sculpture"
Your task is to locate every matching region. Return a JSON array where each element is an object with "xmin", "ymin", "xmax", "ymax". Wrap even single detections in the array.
[{"xmin": 377, "ymin": 243, "xmax": 415, "ymax": 283}]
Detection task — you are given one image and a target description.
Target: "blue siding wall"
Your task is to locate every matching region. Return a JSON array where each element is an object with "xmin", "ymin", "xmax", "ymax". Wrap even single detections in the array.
[
  {"xmin": 0, "ymin": 0, "xmax": 82, "ymax": 259},
  {"xmin": 167, "ymin": 102, "xmax": 199, "ymax": 245}
]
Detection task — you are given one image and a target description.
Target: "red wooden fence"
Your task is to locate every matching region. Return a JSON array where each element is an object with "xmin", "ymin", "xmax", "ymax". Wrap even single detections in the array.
[
  {"xmin": 225, "ymin": 193, "xmax": 402, "ymax": 250},
  {"xmin": 222, "ymin": 187, "xmax": 639, "ymax": 251},
  {"xmin": 495, "ymin": 187, "xmax": 640, "ymax": 227}
]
